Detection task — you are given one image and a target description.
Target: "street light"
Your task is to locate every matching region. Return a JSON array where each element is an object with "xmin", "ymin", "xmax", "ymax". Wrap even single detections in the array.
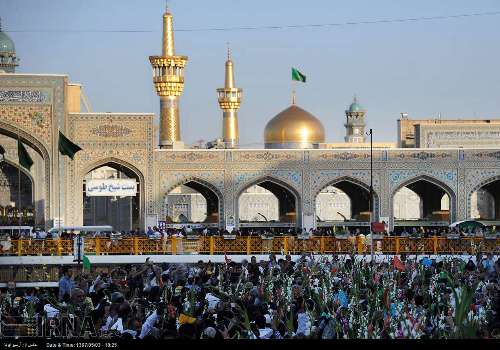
[{"xmin": 366, "ymin": 128, "xmax": 374, "ymax": 262}]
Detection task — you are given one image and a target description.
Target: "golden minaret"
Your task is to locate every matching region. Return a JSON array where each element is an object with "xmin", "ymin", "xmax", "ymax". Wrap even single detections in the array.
[
  {"xmin": 217, "ymin": 46, "xmax": 242, "ymax": 148},
  {"xmin": 149, "ymin": 5, "xmax": 188, "ymax": 148}
]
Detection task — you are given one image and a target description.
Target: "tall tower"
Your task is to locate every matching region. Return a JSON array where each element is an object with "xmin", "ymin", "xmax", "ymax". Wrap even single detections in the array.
[
  {"xmin": 149, "ymin": 6, "xmax": 188, "ymax": 148},
  {"xmin": 344, "ymin": 96, "xmax": 366, "ymax": 143},
  {"xmin": 0, "ymin": 18, "xmax": 19, "ymax": 73},
  {"xmin": 217, "ymin": 47, "xmax": 242, "ymax": 148}
]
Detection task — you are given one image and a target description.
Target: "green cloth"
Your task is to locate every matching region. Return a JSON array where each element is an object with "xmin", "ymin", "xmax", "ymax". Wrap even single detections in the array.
[
  {"xmin": 17, "ymin": 140, "xmax": 33, "ymax": 170},
  {"xmin": 59, "ymin": 131, "xmax": 82, "ymax": 160},
  {"xmin": 292, "ymin": 67, "xmax": 306, "ymax": 82},
  {"xmin": 82, "ymin": 255, "xmax": 91, "ymax": 271}
]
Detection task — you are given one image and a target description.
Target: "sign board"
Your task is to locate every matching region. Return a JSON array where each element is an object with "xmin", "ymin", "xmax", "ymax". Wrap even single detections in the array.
[{"xmin": 86, "ymin": 179, "xmax": 137, "ymax": 197}]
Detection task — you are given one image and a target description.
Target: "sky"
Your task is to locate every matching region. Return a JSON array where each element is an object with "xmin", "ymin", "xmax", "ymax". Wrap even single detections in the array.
[{"xmin": 2, "ymin": 0, "xmax": 500, "ymax": 147}]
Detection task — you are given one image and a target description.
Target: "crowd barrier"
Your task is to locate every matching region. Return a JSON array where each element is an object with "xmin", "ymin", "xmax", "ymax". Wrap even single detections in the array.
[{"xmin": 0, "ymin": 236, "xmax": 498, "ymax": 256}]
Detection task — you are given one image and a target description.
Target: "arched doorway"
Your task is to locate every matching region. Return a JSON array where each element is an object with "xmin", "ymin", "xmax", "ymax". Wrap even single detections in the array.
[
  {"xmin": 392, "ymin": 176, "xmax": 453, "ymax": 233},
  {"xmin": 237, "ymin": 178, "xmax": 300, "ymax": 232},
  {"xmin": 0, "ymin": 123, "xmax": 51, "ymax": 226},
  {"xmin": 239, "ymin": 185, "xmax": 279, "ymax": 222},
  {"xmin": 83, "ymin": 162, "xmax": 141, "ymax": 232},
  {"xmin": 470, "ymin": 177, "xmax": 500, "ymax": 223},
  {"xmin": 165, "ymin": 180, "xmax": 221, "ymax": 227},
  {"xmin": 0, "ymin": 160, "xmax": 35, "ymax": 226},
  {"xmin": 315, "ymin": 178, "xmax": 377, "ymax": 234}
]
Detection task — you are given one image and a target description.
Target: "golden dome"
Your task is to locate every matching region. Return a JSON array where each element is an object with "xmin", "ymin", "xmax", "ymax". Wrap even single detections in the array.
[{"xmin": 264, "ymin": 105, "xmax": 325, "ymax": 149}]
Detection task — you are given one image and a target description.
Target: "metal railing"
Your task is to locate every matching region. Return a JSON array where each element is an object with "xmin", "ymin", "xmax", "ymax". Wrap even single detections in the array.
[{"xmin": 0, "ymin": 236, "xmax": 498, "ymax": 256}]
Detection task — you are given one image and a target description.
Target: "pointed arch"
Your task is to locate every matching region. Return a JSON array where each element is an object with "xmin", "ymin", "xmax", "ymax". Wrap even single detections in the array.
[
  {"xmin": 313, "ymin": 176, "xmax": 380, "ymax": 223},
  {"xmin": 0, "ymin": 121, "xmax": 51, "ymax": 223},
  {"xmin": 391, "ymin": 174, "xmax": 457, "ymax": 223},
  {"xmin": 235, "ymin": 175, "xmax": 302, "ymax": 228},
  {"xmin": 467, "ymin": 175, "xmax": 500, "ymax": 220},
  {"xmin": 81, "ymin": 157, "xmax": 145, "ymax": 230},
  {"xmin": 0, "ymin": 159, "xmax": 36, "ymax": 204},
  {"xmin": 163, "ymin": 177, "xmax": 224, "ymax": 228}
]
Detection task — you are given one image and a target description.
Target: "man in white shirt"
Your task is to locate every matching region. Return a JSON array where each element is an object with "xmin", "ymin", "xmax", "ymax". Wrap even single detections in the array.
[
  {"xmin": 205, "ymin": 292, "xmax": 220, "ymax": 312},
  {"xmin": 110, "ymin": 317, "xmax": 124, "ymax": 333},
  {"xmin": 139, "ymin": 303, "xmax": 165, "ymax": 339}
]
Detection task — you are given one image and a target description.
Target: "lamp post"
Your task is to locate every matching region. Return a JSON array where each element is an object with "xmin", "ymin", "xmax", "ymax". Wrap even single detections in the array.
[{"xmin": 367, "ymin": 128, "xmax": 374, "ymax": 262}]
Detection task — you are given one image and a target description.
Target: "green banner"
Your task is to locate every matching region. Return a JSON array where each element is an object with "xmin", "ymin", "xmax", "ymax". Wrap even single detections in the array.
[
  {"xmin": 59, "ymin": 131, "xmax": 82, "ymax": 160},
  {"xmin": 292, "ymin": 67, "xmax": 306, "ymax": 82},
  {"xmin": 18, "ymin": 140, "xmax": 33, "ymax": 170}
]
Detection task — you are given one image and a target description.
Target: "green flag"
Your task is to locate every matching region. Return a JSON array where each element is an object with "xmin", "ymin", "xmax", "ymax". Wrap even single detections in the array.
[
  {"xmin": 83, "ymin": 255, "xmax": 91, "ymax": 271},
  {"xmin": 59, "ymin": 131, "xmax": 82, "ymax": 160},
  {"xmin": 18, "ymin": 140, "xmax": 34, "ymax": 170},
  {"xmin": 292, "ymin": 67, "xmax": 306, "ymax": 83}
]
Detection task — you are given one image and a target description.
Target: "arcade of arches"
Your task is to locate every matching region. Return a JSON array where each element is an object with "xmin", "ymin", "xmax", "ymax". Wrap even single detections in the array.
[{"xmin": 159, "ymin": 176, "xmax": 500, "ymax": 230}]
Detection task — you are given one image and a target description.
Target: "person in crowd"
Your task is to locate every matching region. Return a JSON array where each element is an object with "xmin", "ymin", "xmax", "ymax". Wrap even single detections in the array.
[{"xmin": 58, "ymin": 266, "xmax": 75, "ymax": 301}]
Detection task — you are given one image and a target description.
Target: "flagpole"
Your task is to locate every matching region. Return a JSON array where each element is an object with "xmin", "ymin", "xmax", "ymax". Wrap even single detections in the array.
[
  {"xmin": 58, "ymin": 130, "xmax": 61, "ymax": 239},
  {"xmin": 17, "ymin": 133, "xmax": 21, "ymax": 231}
]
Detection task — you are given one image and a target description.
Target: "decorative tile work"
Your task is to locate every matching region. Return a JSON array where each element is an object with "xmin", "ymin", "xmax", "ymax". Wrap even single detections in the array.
[
  {"xmin": 159, "ymin": 171, "xmax": 224, "ymax": 194},
  {"xmin": 90, "ymin": 125, "xmax": 132, "ymax": 138},
  {"xmin": 0, "ymin": 75, "xmax": 68, "ymax": 223},
  {"xmin": 312, "ymin": 170, "xmax": 380, "ymax": 195},
  {"xmin": 233, "ymin": 170, "xmax": 302, "ymax": 193},
  {"xmin": 233, "ymin": 151, "xmax": 302, "ymax": 162},
  {"xmin": 317, "ymin": 152, "xmax": 370, "ymax": 161},
  {"xmin": 158, "ymin": 151, "xmax": 225, "ymax": 163},
  {"xmin": 67, "ymin": 112, "xmax": 155, "ymax": 226},
  {"xmin": 419, "ymin": 125, "xmax": 500, "ymax": 148},
  {"xmin": 392, "ymin": 151, "xmax": 453, "ymax": 161},
  {"xmin": 466, "ymin": 150, "xmax": 500, "ymax": 161},
  {"xmin": 0, "ymin": 104, "xmax": 52, "ymax": 145},
  {"xmin": 71, "ymin": 114, "xmax": 152, "ymax": 143},
  {"xmin": 0, "ymin": 89, "xmax": 51, "ymax": 103},
  {"xmin": 389, "ymin": 169, "xmax": 457, "ymax": 191}
]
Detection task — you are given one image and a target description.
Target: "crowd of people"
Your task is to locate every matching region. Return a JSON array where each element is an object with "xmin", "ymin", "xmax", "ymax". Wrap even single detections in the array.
[
  {"xmin": 1, "ymin": 252, "xmax": 499, "ymax": 339},
  {"xmin": 4, "ymin": 224, "xmax": 499, "ymax": 241}
]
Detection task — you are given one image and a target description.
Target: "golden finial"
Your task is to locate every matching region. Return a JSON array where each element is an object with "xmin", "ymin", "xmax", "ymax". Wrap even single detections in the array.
[{"xmin": 227, "ymin": 42, "xmax": 231, "ymax": 61}]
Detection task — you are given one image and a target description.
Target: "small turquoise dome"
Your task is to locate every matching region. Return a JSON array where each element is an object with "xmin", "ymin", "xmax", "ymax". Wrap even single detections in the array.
[
  {"xmin": 348, "ymin": 97, "xmax": 364, "ymax": 113},
  {"xmin": 0, "ymin": 31, "xmax": 15, "ymax": 53}
]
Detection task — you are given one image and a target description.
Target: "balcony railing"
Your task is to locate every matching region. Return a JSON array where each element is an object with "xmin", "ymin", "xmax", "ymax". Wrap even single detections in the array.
[{"xmin": 0, "ymin": 236, "xmax": 498, "ymax": 256}]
